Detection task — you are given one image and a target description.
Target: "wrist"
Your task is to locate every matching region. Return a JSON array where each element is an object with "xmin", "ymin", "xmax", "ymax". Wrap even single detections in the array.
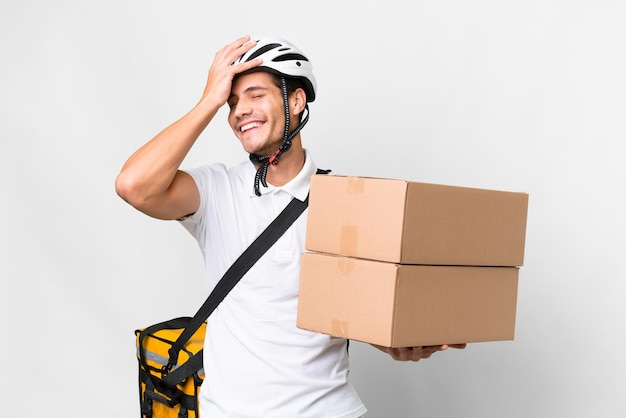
[{"xmin": 196, "ymin": 94, "xmax": 223, "ymax": 113}]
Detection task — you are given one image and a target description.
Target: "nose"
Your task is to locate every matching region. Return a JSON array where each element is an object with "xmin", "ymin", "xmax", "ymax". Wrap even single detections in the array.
[{"xmin": 233, "ymin": 97, "xmax": 252, "ymax": 119}]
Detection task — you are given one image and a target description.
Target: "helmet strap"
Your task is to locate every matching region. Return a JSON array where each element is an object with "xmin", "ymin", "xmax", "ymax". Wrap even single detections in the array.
[{"xmin": 250, "ymin": 77, "xmax": 310, "ymax": 196}]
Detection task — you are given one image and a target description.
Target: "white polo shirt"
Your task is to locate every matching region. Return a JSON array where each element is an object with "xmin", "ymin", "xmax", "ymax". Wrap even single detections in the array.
[{"xmin": 180, "ymin": 150, "xmax": 366, "ymax": 418}]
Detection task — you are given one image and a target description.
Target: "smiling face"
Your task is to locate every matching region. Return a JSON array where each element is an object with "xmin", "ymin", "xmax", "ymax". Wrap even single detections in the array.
[{"xmin": 227, "ymin": 71, "xmax": 290, "ymax": 157}]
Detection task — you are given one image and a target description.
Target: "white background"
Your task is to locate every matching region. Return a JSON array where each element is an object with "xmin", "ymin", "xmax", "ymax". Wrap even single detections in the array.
[{"xmin": 2, "ymin": 0, "xmax": 625, "ymax": 417}]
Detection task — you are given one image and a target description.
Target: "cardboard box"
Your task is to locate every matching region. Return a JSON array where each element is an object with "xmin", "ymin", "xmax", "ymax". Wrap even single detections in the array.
[
  {"xmin": 297, "ymin": 252, "xmax": 519, "ymax": 347},
  {"xmin": 305, "ymin": 175, "xmax": 528, "ymax": 266}
]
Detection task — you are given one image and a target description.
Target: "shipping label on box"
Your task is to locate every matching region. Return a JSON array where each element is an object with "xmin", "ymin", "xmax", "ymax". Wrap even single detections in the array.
[
  {"xmin": 305, "ymin": 174, "xmax": 529, "ymax": 266},
  {"xmin": 297, "ymin": 252, "xmax": 519, "ymax": 347}
]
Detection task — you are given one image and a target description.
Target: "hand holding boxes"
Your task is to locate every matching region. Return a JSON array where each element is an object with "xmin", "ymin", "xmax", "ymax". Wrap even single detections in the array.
[{"xmin": 297, "ymin": 175, "xmax": 529, "ymax": 347}]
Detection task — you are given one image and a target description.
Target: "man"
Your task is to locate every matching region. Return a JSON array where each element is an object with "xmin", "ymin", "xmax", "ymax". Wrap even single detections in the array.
[{"xmin": 116, "ymin": 35, "xmax": 464, "ymax": 417}]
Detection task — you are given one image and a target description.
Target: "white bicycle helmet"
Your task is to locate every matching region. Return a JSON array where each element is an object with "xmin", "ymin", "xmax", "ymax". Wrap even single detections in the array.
[
  {"xmin": 235, "ymin": 37, "xmax": 318, "ymax": 196},
  {"xmin": 234, "ymin": 37, "xmax": 317, "ymax": 102}
]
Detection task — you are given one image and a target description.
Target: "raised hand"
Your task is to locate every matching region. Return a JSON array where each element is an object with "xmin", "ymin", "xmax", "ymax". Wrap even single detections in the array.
[{"xmin": 200, "ymin": 35, "xmax": 263, "ymax": 108}]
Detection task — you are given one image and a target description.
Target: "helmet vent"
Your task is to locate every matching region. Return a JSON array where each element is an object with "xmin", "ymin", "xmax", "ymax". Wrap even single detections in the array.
[
  {"xmin": 273, "ymin": 53, "xmax": 309, "ymax": 62},
  {"xmin": 246, "ymin": 43, "xmax": 281, "ymax": 61}
]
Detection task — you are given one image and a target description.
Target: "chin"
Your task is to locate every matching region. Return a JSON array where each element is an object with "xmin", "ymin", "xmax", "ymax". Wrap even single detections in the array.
[
  {"xmin": 244, "ymin": 141, "xmax": 281, "ymax": 157},
  {"xmin": 242, "ymin": 145, "xmax": 267, "ymax": 157}
]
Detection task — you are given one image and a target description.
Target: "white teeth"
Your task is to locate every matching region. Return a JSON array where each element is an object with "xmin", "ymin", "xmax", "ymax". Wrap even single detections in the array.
[{"xmin": 241, "ymin": 122, "xmax": 263, "ymax": 132}]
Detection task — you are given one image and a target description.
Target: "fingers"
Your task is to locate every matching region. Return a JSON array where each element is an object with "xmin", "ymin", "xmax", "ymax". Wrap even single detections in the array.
[
  {"xmin": 379, "ymin": 346, "xmax": 434, "ymax": 362},
  {"xmin": 371, "ymin": 345, "xmax": 417, "ymax": 361},
  {"xmin": 388, "ymin": 347, "xmax": 415, "ymax": 361},
  {"xmin": 393, "ymin": 345, "xmax": 456, "ymax": 362},
  {"xmin": 416, "ymin": 345, "xmax": 443, "ymax": 360},
  {"xmin": 201, "ymin": 36, "xmax": 261, "ymax": 105},
  {"xmin": 216, "ymin": 35, "xmax": 262, "ymax": 73},
  {"xmin": 215, "ymin": 35, "xmax": 252, "ymax": 61},
  {"xmin": 448, "ymin": 343, "xmax": 467, "ymax": 350},
  {"xmin": 371, "ymin": 343, "xmax": 467, "ymax": 362}
]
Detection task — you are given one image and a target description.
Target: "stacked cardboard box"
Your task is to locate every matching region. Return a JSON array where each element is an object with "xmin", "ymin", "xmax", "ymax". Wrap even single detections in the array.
[{"xmin": 297, "ymin": 175, "xmax": 529, "ymax": 347}]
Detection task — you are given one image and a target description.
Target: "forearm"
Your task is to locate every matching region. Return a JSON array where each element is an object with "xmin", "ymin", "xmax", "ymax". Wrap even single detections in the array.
[{"xmin": 115, "ymin": 98, "xmax": 220, "ymax": 206}]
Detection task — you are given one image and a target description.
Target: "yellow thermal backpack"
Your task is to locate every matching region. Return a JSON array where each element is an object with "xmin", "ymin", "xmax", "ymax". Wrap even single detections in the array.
[
  {"xmin": 136, "ymin": 317, "xmax": 205, "ymax": 418},
  {"xmin": 134, "ymin": 186, "xmax": 318, "ymax": 417}
]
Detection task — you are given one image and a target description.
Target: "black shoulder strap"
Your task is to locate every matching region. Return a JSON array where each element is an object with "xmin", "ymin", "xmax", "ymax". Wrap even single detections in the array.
[{"xmin": 165, "ymin": 168, "xmax": 330, "ymax": 369}]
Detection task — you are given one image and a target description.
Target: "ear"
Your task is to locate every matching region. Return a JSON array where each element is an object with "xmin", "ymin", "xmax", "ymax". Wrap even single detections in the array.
[{"xmin": 290, "ymin": 87, "xmax": 307, "ymax": 116}]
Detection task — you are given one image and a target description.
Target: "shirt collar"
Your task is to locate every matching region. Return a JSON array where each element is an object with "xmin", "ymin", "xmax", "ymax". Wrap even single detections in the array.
[{"xmin": 247, "ymin": 149, "xmax": 317, "ymax": 201}]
